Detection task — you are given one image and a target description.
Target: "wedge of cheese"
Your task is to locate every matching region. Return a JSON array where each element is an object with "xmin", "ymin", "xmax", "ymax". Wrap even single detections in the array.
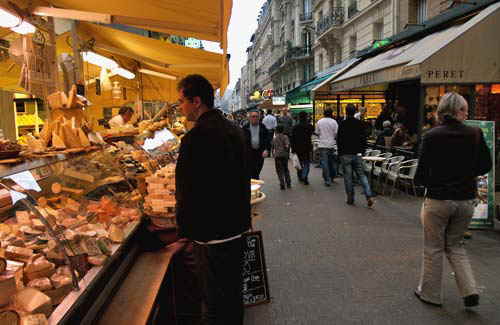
[
  {"xmin": 13, "ymin": 288, "xmax": 52, "ymax": 317},
  {"xmin": 0, "ymin": 271, "xmax": 17, "ymax": 307},
  {"xmin": 5, "ymin": 246, "xmax": 33, "ymax": 262},
  {"xmin": 21, "ymin": 313, "xmax": 48, "ymax": 325}
]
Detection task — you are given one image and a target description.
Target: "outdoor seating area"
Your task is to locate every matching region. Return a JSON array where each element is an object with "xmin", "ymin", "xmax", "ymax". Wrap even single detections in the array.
[{"xmin": 362, "ymin": 149, "xmax": 420, "ymax": 197}]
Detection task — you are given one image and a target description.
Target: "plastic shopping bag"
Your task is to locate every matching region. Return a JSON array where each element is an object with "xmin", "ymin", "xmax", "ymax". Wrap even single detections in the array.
[{"xmin": 291, "ymin": 153, "xmax": 301, "ymax": 170}]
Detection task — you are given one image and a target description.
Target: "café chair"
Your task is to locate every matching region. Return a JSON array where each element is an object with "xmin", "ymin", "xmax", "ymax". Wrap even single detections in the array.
[
  {"xmin": 393, "ymin": 159, "xmax": 419, "ymax": 196},
  {"xmin": 382, "ymin": 156, "xmax": 406, "ymax": 195}
]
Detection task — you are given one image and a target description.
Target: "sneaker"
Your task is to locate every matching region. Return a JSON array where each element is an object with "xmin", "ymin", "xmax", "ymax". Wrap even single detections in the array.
[
  {"xmin": 464, "ymin": 294, "xmax": 479, "ymax": 307},
  {"xmin": 367, "ymin": 197, "xmax": 374, "ymax": 208}
]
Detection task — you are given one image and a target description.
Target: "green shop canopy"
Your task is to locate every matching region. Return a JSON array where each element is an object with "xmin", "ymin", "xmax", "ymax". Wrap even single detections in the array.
[
  {"xmin": 285, "ymin": 74, "xmax": 333, "ymax": 105},
  {"xmin": 289, "ymin": 104, "xmax": 313, "ymax": 113}
]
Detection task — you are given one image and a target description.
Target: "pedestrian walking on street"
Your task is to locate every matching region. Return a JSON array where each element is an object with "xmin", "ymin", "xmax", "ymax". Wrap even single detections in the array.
[
  {"xmin": 315, "ymin": 108, "xmax": 339, "ymax": 186},
  {"xmin": 175, "ymin": 74, "xmax": 251, "ymax": 324},
  {"xmin": 263, "ymin": 109, "xmax": 278, "ymax": 154},
  {"xmin": 272, "ymin": 125, "xmax": 292, "ymax": 190},
  {"xmin": 337, "ymin": 104, "xmax": 374, "ymax": 207},
  {"xmin": 291, "ymin": 111, "xmax": 314, "ymax": 185},
  {"xmin": 243, "ymin": 110, "xmax": 271, "ymax": 179},
  {"xmin": 278, "ymin": 108, "xmax": 294, "ymax": 137},
  {"xmin": 414, "ymin": 92, "xmax": 492, "ymax": 308}
]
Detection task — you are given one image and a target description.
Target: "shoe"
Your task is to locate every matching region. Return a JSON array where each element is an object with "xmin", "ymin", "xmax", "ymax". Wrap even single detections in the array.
[
  {"xmin": 325, "ymin": 182, "xmax": 331, "ymax": 187},
  {"xmin": 414, "ymin": 290, "xmax": 442, "ymax": 307},
  {"xmin": 280, "ymin": 185, "xmax": 285, "ymax": 190},
  {"xmin": 463, "ymin": 231, "xmax": 472, "ymax": 240},
  {"xmin": 287, "ymin": 183, "xmax": 292, "ymax": 189},
  {"xmin": 367, "ymin": 197, "xmax": 374, "ymax": 208},
  {"xmin": 303, "ymin": 179, "xmax": 309, "ymax": 185},
  {"xmin": 464, "ymin": 294, "xmax": 479, "ymax": 307},
  {"xmin": 346, "ymin": 199, "xmax": 354, "ymax": 205}
]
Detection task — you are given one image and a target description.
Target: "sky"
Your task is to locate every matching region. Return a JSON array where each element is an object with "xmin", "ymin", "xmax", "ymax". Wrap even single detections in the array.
[{"xmin": 204, "ymin": 0, "xmax": 267, "ymax": 89}]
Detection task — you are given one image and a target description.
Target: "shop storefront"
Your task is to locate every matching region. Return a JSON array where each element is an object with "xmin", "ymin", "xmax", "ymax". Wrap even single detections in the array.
[{"xmin": 316, "ymin": 2, "xmax": 500, "ymax": 141}]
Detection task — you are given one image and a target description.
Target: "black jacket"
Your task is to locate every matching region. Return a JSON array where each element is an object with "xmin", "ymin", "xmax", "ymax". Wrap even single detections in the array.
[
  {"xmin": 291, "ymin": 122, "xmax": 314, "ymax": 161},
  {"xmin": 415, "ymin": 120, "xmax": 492, "ymax": 200},
  {"xmin": 242, "ymin": 123, "xmax": 271, "ymax": 153},
  {"xmin": 175, "ymin": 110, "xmax": 251, "ymax": 242},
  {"xmin": 337, "ymin": 117, "xmax": 368, "ymax": 156}
]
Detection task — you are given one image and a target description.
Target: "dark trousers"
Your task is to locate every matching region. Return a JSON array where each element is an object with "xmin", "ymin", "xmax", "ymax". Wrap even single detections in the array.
[
  {"xmin": 250, "ymin": 149, "xmax": 265, "ymax": 179},
  {"xmin": 274, "ymin": 157, "xmax": 291, "ymax": 187},
  {"xmin": 198, "ymin": 238, "xmax": 244, "ymax": 325},
  {"xmin": 174, "ymin": 238, "xmax": 244, "ymax": 325}
]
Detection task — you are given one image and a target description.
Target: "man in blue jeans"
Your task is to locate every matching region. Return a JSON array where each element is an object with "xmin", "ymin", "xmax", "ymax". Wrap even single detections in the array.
[
  {"xmin": 315, "ymin": 109, "xmax": 338, "ymax": 186},
  {"xmin": 337, "ymin": 104, "xmax": 374, "ymax": 207}
]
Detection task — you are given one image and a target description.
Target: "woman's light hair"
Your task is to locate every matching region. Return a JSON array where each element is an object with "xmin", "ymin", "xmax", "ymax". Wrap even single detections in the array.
[{"xmin": 436, "ymin": 92, "xmax": 468, "ymax": 123}]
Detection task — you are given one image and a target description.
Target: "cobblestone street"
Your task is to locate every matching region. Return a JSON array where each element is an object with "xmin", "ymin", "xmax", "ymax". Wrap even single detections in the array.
[{"xmin": 245, "ymin": 159, "xmax": 500, "ymax": 325}]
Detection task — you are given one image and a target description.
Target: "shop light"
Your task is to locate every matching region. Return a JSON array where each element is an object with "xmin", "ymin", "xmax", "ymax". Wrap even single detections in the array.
[
  {"xmin": 112, "ymin": 67, "xmax": 135, "ymax": 80},
  {"xmin": 82, "ymin": 51, "xmax": 118, "ymax": 70},
  {"xmin": 10, "ymin": 21, "xmax": 36, "ymax": 34},
  {"xmin": 138, "ymin": 69, "xmax": 177, "ymax": 80},
  {"xmin": 0, "ymin": 8, "xmax": 21, "ymax": 28}
]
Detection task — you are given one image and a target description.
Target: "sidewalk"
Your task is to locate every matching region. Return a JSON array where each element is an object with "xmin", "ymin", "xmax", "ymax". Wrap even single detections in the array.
[{"xmin": 245, "ymin": 159, "xmax": 500, "ymax": 325}]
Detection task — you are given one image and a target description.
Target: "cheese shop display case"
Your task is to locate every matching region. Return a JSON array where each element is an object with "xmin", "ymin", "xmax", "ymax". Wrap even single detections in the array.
[{"xmin": 0, "ymin": 148, "xmax": 145, "ymax": 324}]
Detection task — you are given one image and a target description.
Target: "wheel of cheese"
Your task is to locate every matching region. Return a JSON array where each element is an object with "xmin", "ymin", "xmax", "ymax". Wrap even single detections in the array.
[{"xmin": 0, "ymin": 310, "xmax": 20, "ymax": 325}]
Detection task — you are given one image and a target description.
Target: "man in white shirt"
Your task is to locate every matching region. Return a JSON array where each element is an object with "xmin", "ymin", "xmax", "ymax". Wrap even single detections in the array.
[
  {"xmin": 315, "ymin": 108, "xmax": 339, "ymax": 186},
  {"xmin": 262, "ymin": 110, "xmax": 277, "ymax": 157},
  {"xmin": 109, "ymin": 106, "xmax": 134, "ymax": 128}
]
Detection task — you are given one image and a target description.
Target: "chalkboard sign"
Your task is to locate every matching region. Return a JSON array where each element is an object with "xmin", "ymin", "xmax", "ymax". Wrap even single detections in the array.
[{"xmin": 242, "ymin": 231, "xmax": 270, "ymax": 307}]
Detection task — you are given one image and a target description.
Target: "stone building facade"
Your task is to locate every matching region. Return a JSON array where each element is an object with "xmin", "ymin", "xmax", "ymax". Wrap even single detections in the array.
[{"xmin": 237, "ymin": 0, "xmax": 455, "ymax": 109}]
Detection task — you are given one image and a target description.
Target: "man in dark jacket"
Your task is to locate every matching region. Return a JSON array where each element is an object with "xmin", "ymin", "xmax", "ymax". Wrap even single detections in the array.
[
  {"xmin": 176, "ymin": 74, "xmax": 251, "ymax": 324},
  {"xmin": 243, "ymin": 110, "xmax": 271, "ymax": 179},
  {"xmin": 337, "ymin": 104, "xmax": 374, "ymax": 207},
  {"xmin": 291, "ymin": 111, "xmax": 314, "ymax": 184},
  {"xmin": 414, "ymin": 92, "xmax": 492, "ymax": 308}
]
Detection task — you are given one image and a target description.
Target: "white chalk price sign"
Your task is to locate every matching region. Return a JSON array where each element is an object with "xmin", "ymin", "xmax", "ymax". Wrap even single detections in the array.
[{"xmin": 242, "ymin": 231, "xmax": 270, "ymax": 307}]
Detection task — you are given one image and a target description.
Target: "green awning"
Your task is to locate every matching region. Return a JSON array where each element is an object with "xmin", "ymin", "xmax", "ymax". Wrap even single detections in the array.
[
  {"xmin": 286, "ymin": 73, "xmax": 334, "ymax": 105},
  {"xmin": 289, "ymin": 104, "xmax": 313, "ymax": 114}
]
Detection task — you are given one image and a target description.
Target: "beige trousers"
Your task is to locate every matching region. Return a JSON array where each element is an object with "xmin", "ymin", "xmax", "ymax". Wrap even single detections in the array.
[{"xmin": 418, "ymin": 198, "xmax": 478, "ymax": 304}]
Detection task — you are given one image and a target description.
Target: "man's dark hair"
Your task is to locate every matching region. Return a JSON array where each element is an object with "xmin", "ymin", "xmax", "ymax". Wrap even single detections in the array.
[
  {"xmin": 299, "ymin": 111, "xmax": 308, "ymax": 123},
  {"xmin": 267, "ymin": 109, "xmax": 273, "ymax": 115},
  {"xmin": 346, "ymin": 104, "xmax": 357, "ymax": 117},
  {"xmin": 276, "ymin": 125, "xmax": 284, "ymax": 133},
  {"xmin": 177, "ymin": 74, "xmax": 214, "ymax": 109},
  {"xmin": 324, "ymin": 109, "xmax": 333, "ymax": 118},
  {"xmin": 119, "ymin": 106, "xmax": 133, "ymax": 116}
]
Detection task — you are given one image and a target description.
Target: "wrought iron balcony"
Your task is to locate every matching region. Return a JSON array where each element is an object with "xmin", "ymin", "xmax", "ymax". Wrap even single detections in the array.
[
  {"xmin": 348, "ymin": 3, "xmax": 358, "ymax": 19},
  {"xmin": 316, "ymin": 7, "xmax": 344, "ymax": 37},
  {"xmin": 285, "ymin": 46, "xmax": 313, "ymax": 60},
  {"xmin": 299, "ymin": 12, "xmax": 313, "ymax": 22},
  {"xmin": 268, "ymin": 47, "xmax": 313, "ymax": 76}
]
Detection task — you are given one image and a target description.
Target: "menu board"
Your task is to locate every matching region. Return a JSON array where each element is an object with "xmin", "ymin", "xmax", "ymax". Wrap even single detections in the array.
[
  {"xmin": 242, "ymin": 231, "xmax": 270, "ymax": 307},
  {"xmin": 465, "ymin": 120, "xmax": 495, "ymax": 229}
]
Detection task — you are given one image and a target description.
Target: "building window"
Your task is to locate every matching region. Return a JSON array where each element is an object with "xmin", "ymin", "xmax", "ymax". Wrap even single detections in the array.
[
  {"xmin": 303, "ymin": 0, "xmax": 311, "ymax": 14},
  {"xmin": 417, "ymin": 0, "xmax": 427, "ymax": 24},
  {"xmin": 373, "ymin": 21, "xmax": 383, "ymax": 41},
  {"xmin": 319, "ymin": 53, "xmax": 324, "ymax": 72},
  {"xmin": 349, "ymin": 35, "xmax": 357, "ymax": 58}
]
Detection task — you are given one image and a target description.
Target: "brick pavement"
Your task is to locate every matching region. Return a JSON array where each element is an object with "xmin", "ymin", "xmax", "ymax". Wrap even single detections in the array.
[{"xmin": 244, "ymin": 159, "xmax": 500, "ymax": 325}]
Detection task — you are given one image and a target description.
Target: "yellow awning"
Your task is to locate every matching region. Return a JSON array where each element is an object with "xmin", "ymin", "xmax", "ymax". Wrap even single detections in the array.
[
  {"xmin": 30, "ymin": 0, "xmax": 232, "ymax": 53},
  {"xmin": 75, "ymin": 23, "xmax": 229, "ymax": 94}
]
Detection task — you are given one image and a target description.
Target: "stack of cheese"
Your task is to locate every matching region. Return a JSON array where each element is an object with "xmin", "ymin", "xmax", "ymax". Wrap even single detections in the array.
[{"xmin": 144, "ymin": 165, "xmax": 177, "ymax": 227}]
